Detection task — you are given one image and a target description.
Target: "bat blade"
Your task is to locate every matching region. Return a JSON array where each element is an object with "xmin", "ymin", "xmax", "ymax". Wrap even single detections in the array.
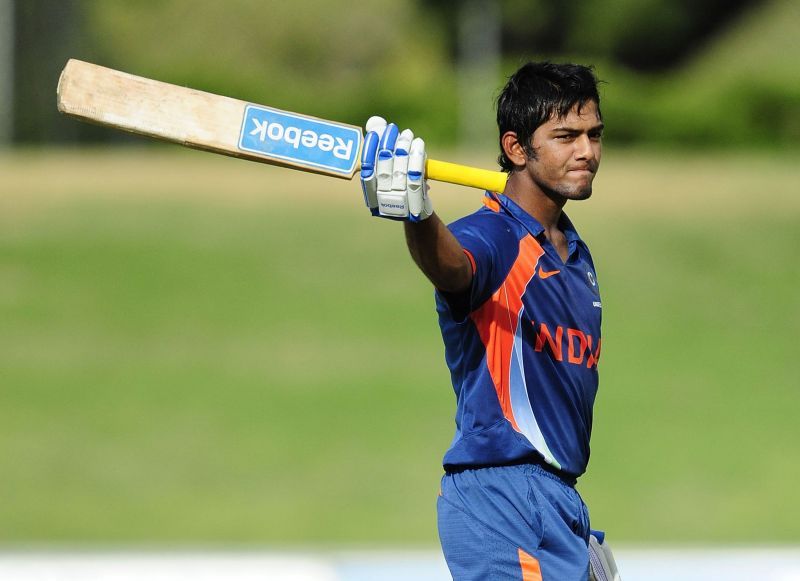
[
  {"xmin": 57, "ymin": 59, "xmax": 361, "ymax": 179},
  {"xmin": 57, "ymin": 59, "xmax": 508, "ymax": 192}
]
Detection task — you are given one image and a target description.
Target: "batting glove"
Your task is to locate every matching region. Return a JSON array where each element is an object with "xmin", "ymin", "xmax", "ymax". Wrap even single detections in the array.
[
  {"xmin": 588, "ymin": 530, "xmax": 622, "ymax": 581},
  {"xmin": 360, "ymin": 116, "xmax": 432, "ymax": 221}
]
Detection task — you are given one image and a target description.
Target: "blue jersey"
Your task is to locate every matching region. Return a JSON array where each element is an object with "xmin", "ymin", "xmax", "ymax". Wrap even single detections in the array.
[{"xmin": 436, "ymin": 193, "xmax": 602, "ymax": 478}]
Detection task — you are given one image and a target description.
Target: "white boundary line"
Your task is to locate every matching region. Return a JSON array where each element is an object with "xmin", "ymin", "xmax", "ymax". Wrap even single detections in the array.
[{"xmin": 0, "ymin": 548, "xmax": 799, "ymax": 581}]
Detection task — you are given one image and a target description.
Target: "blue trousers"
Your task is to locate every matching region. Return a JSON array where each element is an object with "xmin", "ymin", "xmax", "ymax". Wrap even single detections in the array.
[{"xmin": 437, "ymin": 463, "xmax": 591, "ymax": 580}]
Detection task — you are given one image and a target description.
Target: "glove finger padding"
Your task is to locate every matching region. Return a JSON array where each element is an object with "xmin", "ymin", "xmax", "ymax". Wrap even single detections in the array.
[
  {"xmin": 376, "ymin": 123, "xmax": 399, "ymax": 194},
  {"xmin": 391, "ymin": 129, "xmax": 414, "ymax": 192},
  {"xmin": 365, "ymin": 115, "xmax": 387, "ymax": 136},
  {"xmin": 407, "ymin": 137, "xmax": 431, "ymax": 222},
  {"xmin": 376, "ymin": 123, "xmax": 410, "ymax": 218},
  {"xmin": 360, "ymin": 116, "xmax": 387, "ymax": 215}
]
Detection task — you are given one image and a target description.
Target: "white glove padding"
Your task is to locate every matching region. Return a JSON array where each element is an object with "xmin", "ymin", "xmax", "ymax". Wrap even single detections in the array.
[
  {"xmin": 360, "ymin": 116, "xmax": 432, "ymax": 221},
  {"xmin": 588, "ymin": 532, "xmax": 622, "ymax": 581}
]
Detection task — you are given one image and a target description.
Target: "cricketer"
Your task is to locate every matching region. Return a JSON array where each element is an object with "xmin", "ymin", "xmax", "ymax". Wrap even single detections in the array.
[{"xmin": 360, "ymin": 61, "xmax": 621, "ymax": 581}]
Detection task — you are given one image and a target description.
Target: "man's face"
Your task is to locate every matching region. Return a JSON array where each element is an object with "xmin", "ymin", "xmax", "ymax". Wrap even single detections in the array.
[{"xmin": 525, "ymin": 100, "xmax": 603, "ymax": 202}]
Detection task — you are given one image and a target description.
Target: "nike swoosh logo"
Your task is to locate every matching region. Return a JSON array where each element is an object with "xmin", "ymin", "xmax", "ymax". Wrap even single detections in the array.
[{"xmin": 538, "ymin": 267, "xmax": 561, "ymax": 279}]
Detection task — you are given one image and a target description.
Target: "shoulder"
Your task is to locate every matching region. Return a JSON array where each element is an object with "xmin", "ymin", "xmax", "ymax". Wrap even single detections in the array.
[{"xmin": 448, "ymin": 206, "xmax": 519, "ymax": 249}]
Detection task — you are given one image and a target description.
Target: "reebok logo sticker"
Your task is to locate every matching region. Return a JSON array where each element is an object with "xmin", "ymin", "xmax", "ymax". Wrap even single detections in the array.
[{"xmin": 238, "ymin": 105, "xmax": 361, "ymax": 175}]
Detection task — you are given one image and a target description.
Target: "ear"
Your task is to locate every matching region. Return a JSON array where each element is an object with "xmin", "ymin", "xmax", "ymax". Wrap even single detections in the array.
[{"xmin": 501, "ymin": 131, "xmax": 528, "ymax": 168}]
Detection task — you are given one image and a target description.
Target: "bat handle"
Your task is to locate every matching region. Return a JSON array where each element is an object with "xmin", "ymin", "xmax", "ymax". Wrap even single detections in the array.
[{"xmin": 426, "ymin": 159, "xmax": 507, "ymax": 193}]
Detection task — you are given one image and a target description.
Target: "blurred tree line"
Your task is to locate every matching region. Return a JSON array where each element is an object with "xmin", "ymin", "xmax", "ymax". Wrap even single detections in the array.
[
  {"xmin": 430, "ymin": 0, "xmax": 756, "ymax": 71},
  {"xmin": 6, "ymin": 0, "xmax": 799, "ymax": 148}
]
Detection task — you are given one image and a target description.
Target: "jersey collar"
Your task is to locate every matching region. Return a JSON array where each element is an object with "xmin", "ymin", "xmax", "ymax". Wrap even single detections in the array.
[
  {"xmin": 558, "ymin": 212, "xmax": 583, "ymax": 248},
  {"xmin": 486, "ymin": 191, "xmax": 583, "ymax": 247},
  {"xmin": 486, "ymin": 192, "xmax": 544, "ymax": 237}
]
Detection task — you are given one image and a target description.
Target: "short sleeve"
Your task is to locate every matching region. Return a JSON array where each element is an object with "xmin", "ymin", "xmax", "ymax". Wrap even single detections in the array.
[{"xmin": 436, "ymin": 214, "xmax": 518, "ymax": 322}]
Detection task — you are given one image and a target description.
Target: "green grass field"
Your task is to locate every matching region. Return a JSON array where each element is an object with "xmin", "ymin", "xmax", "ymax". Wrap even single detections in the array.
[{"xmin": 1, "ymin": 147, "xmax": 798, "ymax": 545}]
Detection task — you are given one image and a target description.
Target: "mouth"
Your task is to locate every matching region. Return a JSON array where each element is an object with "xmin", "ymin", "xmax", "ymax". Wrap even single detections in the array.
[{"xmin": 567, "ymin": 168, "xmax": 595, "ymax": 179}]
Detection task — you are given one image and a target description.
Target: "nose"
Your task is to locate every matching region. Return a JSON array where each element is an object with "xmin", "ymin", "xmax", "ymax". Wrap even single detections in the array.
[{"xmin": 574, "ymin": 134, "xmax": 596, "ymax": 162}]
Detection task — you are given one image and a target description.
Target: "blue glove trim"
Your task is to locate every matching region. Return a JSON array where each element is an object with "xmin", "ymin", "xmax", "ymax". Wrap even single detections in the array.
[
  {"xmin": 377, "ymin": 123, "xmax": 399, "ymax": 159},
  {"xmin": 360, "ymin": 131, "xmax": 380, "ymax": 178}
]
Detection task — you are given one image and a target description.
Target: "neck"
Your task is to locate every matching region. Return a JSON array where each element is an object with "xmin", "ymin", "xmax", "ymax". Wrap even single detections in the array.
[{"xmin": 503, "ymin": 171, "xmax": 565, "ymax": 230}]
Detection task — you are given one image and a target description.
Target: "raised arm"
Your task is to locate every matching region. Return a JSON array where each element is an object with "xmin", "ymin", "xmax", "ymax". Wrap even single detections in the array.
[{"xmin": 404, "ymin": 216, "xmax": 472, "ymax": 294}]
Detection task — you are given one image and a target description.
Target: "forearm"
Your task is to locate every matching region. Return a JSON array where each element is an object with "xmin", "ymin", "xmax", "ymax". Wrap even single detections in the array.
[{"xmin": 404, "ymin": 213, "xmax": 472, "ymax": 294}]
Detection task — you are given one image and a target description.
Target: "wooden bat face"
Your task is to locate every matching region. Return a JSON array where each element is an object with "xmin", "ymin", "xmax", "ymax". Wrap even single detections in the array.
[{"xmin": 57, "ymin": 59, "xmax": 363, "ymax": 179}]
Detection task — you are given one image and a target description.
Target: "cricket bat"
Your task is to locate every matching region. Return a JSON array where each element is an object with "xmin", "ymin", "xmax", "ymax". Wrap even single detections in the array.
[{"xmin": 56, "ymin": 59, "xmax": 508, "ymax": 193}]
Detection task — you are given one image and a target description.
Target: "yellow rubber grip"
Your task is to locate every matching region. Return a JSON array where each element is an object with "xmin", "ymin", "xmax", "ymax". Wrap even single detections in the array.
[{"xmin": 426, "ymin": 159, "xmax": 507, "ymax": 193}]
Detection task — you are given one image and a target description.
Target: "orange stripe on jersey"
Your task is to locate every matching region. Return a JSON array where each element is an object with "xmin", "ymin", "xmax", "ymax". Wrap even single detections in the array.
[
  {"xmin": 463, "ymin": 249, "xmax": 477, "ymax": 274},
  {"xmin": 470, "ymin": 235, "xmax": 544, "ymax": 431},
  {"xmin": 482, "ymin": 195, "xmax": 501, "ymax": 212},
  {"xmin": 518, "ymin": 548, "xmax": 543, "ymax": 581}
]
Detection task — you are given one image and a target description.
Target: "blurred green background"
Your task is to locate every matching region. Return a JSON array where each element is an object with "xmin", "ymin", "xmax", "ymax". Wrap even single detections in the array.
[{"xmin": 1, "ymin": 0, "xmax": 799, "ymax": 547}]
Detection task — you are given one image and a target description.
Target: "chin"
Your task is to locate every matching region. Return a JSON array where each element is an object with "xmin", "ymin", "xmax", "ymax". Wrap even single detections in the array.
[
  {"xmin": 561, "ymin": 185, "xmax": 593, "ymax": 201},
  {"xmin": 571, "ymin": 188, "xmax": 593, "ymax": 201},
  {"xmin": 540, "ymin": 179, "xmax": 594, "ymax": 202}
]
